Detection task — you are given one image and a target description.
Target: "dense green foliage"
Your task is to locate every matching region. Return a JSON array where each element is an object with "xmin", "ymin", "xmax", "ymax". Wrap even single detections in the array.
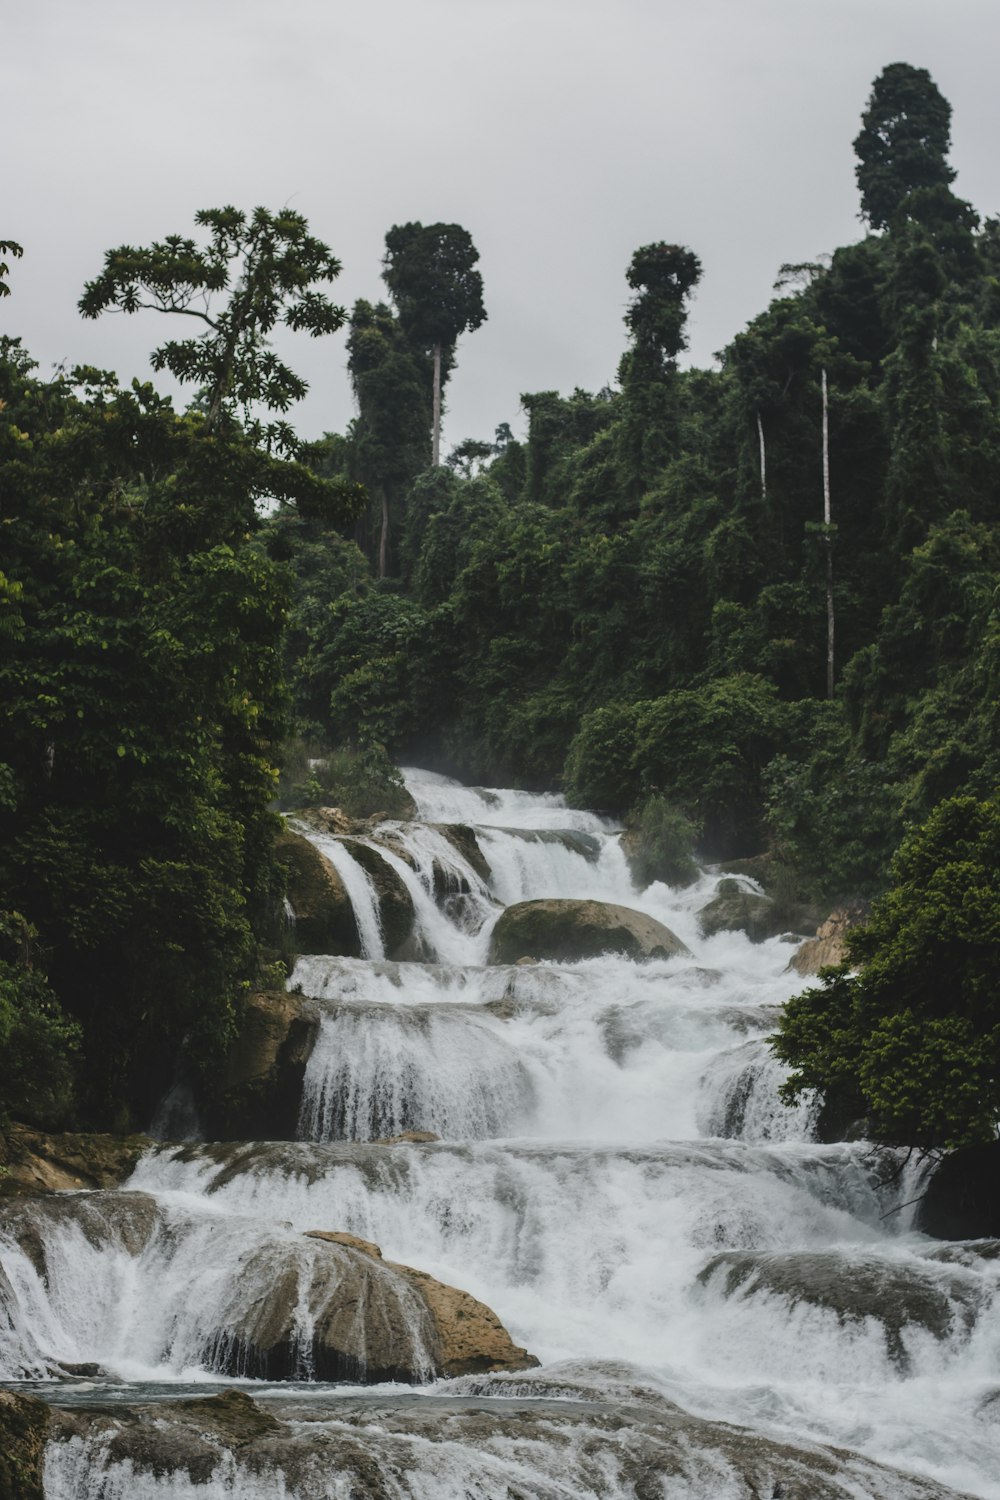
[
  {"xmin": 277, "ymin": 65, "xmax": 997, "ymax": 926},
  {"xmin": 0, "ymin": 213, "xmax": 360, "ymax": 1128},
  {"xmin": 79, "ymin": 206, "xmax": 348, "ymax": 455},
  {"xmin": 773, "ymin": 797, "xmax": 1000, "ymax": 1150},
  {"xmin": 2, "ymin": 66, "xmax": 997, "ymax": 1155}
]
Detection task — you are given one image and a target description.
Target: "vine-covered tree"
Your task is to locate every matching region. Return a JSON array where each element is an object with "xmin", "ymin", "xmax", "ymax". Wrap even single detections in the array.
[
  {"xmin": 381, "ymin": 222, "xmax": 486, "ymax": 465},
  {"xmin": 79, "ymin": 207, "xmax": 346, "ymax": 454}
]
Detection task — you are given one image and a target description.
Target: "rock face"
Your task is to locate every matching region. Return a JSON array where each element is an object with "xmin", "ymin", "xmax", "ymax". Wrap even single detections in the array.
[
  {"xmin": 202, "ymin": 990, "xmax": 317, "ymax": 1142},
  {"xmin": 789, "ymin": 902, "xmax": 868, "ymax": 976},
  {"xmin": 0, "ymin": 1388, "xmax": 49, "ymax": 1500},
  {"xmin": 488, "ymin": 899, "xmax": 690, "ymax": 965},
  {"xmin": 429, "ymin": 822, "xmax": 492, "ymax": 884},
  {"xmin": 275, "ymin": 829, "xmax": 360, "ymax": 955},
  {"xmin": 917, "ymin": 1143, "xmax": 1000, "ymax": 1240},
  {"xmin": 202, "ymin": 1232, "xmax": 537, "ymax": 1383}
]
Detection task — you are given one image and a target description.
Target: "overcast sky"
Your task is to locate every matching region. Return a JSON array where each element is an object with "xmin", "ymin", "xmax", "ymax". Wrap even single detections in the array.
[{"xmin": 3, "ymin": 0, "xmax": 998, "ymax": 453}]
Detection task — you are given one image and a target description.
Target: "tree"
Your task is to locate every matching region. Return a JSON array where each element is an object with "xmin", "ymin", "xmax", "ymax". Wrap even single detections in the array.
[
  {"xmin": 854, "ymin": 64, "xmax": 956, "ymax": 232},
  {"xmin": 346, "ymin": 299, "xmax": 432, "ymax": 577},
  {"xmin": 773, "ymin": 796, "xmax": 1000, "ymax": 1151},
  {"xmin": 0, "ymin": 239, "xmax": 22, "ymax": 298},
  {"xmin": 382, "ymin": 222, "xmax": 486, "ymax": 465},
  {"xmin": 618, "ymin": 243, "xmax": 702, "ymax": 494},
  {"xmin": 79, "ymin": 207, "xmax": 346, "ymax": 454}
]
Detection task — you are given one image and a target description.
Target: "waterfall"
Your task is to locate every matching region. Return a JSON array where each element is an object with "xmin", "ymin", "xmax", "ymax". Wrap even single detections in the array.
[{"xmin": 4, "ymin": 766, "xmax": 999, "ymax": 1499}]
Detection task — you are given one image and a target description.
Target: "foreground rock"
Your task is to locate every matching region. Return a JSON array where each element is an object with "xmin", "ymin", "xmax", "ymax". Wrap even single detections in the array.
[
  {"xmin": 488, "ymin": 899, "xmax": 690, "ymax": 965},
  {"xmin": 789, "ymin": 901, "xmax": 868, "ymax": 976},
  {"xmin": 42, "ymin": 1375, "xmax": 972, "ymax": 1499},
  {"xmin": 0, "ymin": 1389, "xmax": 48, "ymax": 1500}
]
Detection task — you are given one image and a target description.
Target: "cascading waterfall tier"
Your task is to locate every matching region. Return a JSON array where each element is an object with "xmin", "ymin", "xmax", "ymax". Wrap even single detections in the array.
[{"xmin": 4, "ymin": 765, "xmax": 999, "ymax": 1499}]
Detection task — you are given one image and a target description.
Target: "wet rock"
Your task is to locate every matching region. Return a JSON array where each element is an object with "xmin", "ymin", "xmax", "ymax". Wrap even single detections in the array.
[
  {"xmin": 203, "ymin": 990, "xmax": 317, "ymax": 1142},
  {"xmin": 275, "ymin": 828, "xmax": 360, "ymax": 955},
  {"xmin": 0, "ymin": 1388, "xmax": 49, "ymax": 1500},
  {"xmin": 789, "ymin": 901, "xmax": 868, "ymax": 976},
  {"xmin": 0, "ymin": 1124, "xmax": 151, "ymax": 1196},
  {"xmin": 0, "ymin": 1190, "xmax": 162, "ymax": 1281},
  {"xmin": 371, "ymin": 1130, "xmax": 441, "ymax": 1145},
  {"xmin": 199, "ymin": 1233, "xmax": 537, "ymax": 1384},
  {"xmin": 305, "ymin": 1230, "xmax": 383, "ymax": 1257},
  {"xmin": 345, "ymin": 839, "xmax": 416, "ymax": 956},
  {"xmin": 917, "ymin": 1143, "xmax": 1000, "ymax": 1240},
  {"xmin": 429, "ymin": 821, "xmax": 492, "ymax": 883},
  {"xmin": 43, "ymin": 1381, "xmax": 972, "ymax": 1499},
  {"xmin": 699, "ymin": 1249, "xmax": 979, "ymax": 1368},
  {"xmin": 488, "ymin": 899, "xmax": 690, "ymax": 965},
  {"xmin": 389, "ymin": 1261, "xmax": 540, "ymax": 1378},
  {"xmin": 698, "ymin": 880, "xmax": 788, "ymax": 944}
]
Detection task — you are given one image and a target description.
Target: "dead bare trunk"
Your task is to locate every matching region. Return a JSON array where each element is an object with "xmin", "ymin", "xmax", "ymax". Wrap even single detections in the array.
[
  {"xmin": 822, "ymin": 367, "xmax": 834, "ymax": 699},
  {"xmin": 432, "ymin": 343, "xmax": 442, "ymax": 466},
  {"xmin": 378, "ymin": 486, "xmax": 389, "ymax": 579},
  {"xmin": 756, "ymin": 410, "xmax": 766, "ymax": 501}
]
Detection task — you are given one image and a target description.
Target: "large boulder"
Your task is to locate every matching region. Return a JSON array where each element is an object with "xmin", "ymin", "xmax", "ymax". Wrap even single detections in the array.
[
  {"xmin": 488, "ymin": 899, "xmax": 689, "ymax": 965},
  {"xmin": 698, "ymin": 879, "xmax": 787, "ymax": 943},
  {"xmin": 275, "ymin": 830, "xmax": 360, "ymax": 955},
  {"xmin": 789, "ymin": 902, "xmax": 868, "ymax": 976},
  {"xmin": 202, "ymin": 1232, "xmax": 537, "ymax": 1383},
  {"xmin": 202, "ymin": 990, "xmax": 317, "ymax": 1142}
]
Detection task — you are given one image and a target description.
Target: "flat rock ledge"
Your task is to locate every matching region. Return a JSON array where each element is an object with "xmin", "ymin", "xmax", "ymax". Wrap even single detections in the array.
[{"xmin": 488, "ymin": 898, "xmax": 690, "ymax": 966}]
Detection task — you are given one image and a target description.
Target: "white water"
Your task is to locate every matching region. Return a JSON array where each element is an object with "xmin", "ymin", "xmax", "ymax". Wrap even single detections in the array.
[{"xmin": 6, "ymin": 767, "xmax": 1000, "ymax": 1498}]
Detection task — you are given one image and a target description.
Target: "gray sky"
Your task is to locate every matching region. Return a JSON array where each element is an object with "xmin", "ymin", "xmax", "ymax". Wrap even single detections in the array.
[{"xmin": 3, "ymin": 0, "xmax": 998, "ymax": 452}]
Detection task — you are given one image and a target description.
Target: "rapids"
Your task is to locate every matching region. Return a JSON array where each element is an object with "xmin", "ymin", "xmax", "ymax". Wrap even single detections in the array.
[{"xmin": 3, "ymin": 766, "xmax": 999, "ymax": 1498}]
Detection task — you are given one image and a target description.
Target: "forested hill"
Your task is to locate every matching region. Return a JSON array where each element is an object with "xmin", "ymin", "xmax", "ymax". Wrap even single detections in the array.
[
  {"xmin": 278, "ymin": 62, "xmax": 998, "ymax": 896},
  {"xmin": 0, "ymin": 66, "xmax": 997, "ymax": 1143}
]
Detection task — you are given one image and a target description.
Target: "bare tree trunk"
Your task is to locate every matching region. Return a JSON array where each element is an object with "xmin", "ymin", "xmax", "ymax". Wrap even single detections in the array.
[
  {"xmin": 756, "ymin": 410, "xmax": 766, "ymax": 501},
  {"xmin": 822, "ymin": 367, "xmax": 835, "ymax": 699},
  {"xmin": 378, "ymin": 486, "xmax": 389, "ymax": 579},
  {"xmin": 432, "ymin": 343, "xmax": 442, "ymax": 466}
]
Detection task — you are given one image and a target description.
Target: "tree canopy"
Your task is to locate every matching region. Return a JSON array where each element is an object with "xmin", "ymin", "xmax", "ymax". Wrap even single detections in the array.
[{"xmin": 79, "ymin": 206, "xmax": 346, "ymax": 454}]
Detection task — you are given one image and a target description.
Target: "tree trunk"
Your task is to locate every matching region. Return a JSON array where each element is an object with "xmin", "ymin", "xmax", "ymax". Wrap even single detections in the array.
[
  {"xmin": 756, "ymin": 410, "xmax": 766, "ymax": 500},
  {"xmin": 432, "ymin": 343, "xmax": 442, "ymax": 466},
  {"xmin": 378, "ymin": 486, "xmax": 390, "ymax": 580},
  {"xmin": 822, "ymin": 368, "xmax": 835, "ymax": 699}
]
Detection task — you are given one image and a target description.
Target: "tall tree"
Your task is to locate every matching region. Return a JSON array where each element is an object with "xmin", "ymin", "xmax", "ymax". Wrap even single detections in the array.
[
  {"xmin": 854, "ymin": 64, "xmax": 956, "ymax": 232},
  {"xmin": 347, "ymin": 300, "xmax": 432, "ymax": 577},
  {"xmin": 618, "ymin": 243, "xmax": 702, "ymax": 495},
  {"xmin": 79, "ymin": 207, "xmax": 346, "ymax": 455},
  {"xmin": 381, "ymin": 222, "xmax": 486, "ymax": 465}
]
